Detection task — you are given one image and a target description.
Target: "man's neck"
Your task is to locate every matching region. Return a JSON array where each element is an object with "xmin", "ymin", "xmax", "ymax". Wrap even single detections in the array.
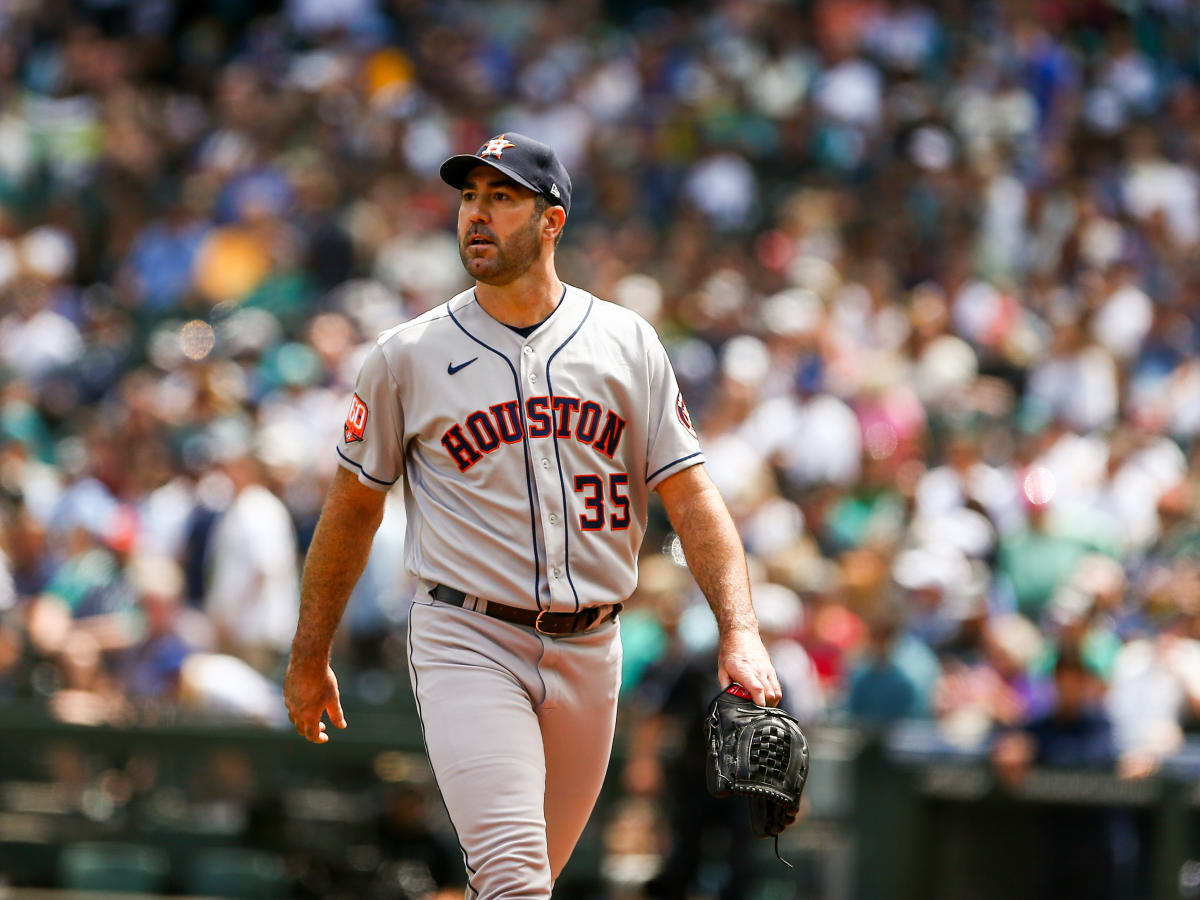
[{"xmin": 474, "ymin": 266, "xmax": 564, "ymax": 328}]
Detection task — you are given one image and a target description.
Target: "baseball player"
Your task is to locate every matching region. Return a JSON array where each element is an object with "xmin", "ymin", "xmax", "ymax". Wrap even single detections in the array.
[{"xmin": 284, "ymin": 132, "xmax": 782, "ymax": 897}]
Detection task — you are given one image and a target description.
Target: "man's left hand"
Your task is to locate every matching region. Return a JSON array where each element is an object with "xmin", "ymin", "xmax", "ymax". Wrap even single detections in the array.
[{"xmin": 718, "ymin": 627, "xmax": 782, "ymax": 707}]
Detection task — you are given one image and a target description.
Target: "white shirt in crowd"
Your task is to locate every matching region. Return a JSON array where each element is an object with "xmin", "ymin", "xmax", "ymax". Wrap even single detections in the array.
[{"xmin": 205, "ymin": 483, "xmax": 300, "ymax": 654}]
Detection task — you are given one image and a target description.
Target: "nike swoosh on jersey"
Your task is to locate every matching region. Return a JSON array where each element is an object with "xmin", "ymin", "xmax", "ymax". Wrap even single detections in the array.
[{"xmin": 447, "ymin": 357, "xmax": 479, "ymax": 375}]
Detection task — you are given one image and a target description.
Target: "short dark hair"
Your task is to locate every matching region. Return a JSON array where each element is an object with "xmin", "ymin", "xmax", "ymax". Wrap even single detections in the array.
[{"xmin": 533, "ymin": 195, "xmax": 565, "ymax": 247}]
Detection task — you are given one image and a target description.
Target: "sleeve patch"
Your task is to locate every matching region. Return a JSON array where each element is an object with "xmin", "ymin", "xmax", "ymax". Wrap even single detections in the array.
[
  {"xmin": 344, "ymin": 393, "xmax": 369, "ymax": 443},
  {"xmin": 675, "ymin": 390, "xmax": 697, "ymax": 438}
]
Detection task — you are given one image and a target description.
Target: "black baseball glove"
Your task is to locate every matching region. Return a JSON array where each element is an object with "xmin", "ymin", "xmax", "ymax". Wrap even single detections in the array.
[{"xmin": 705, "ymin": 683, "xmax": 809, "ymax": 863}]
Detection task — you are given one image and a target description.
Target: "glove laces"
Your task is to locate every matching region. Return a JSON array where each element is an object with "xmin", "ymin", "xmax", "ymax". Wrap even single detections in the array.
[{"xmin": 773, "ymin": 833, "xmax": 793, "ymax": 869}]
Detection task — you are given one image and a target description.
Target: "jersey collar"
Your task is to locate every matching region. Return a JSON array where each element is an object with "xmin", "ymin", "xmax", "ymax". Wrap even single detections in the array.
[{"xmin": 458, "ymin": 283, "xmax": 582, "ymax": 349}]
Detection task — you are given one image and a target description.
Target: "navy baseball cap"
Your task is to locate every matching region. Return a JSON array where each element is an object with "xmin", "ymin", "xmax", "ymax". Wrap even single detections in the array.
[{"xmin": 440, "ymin": 132, "xmax": 571, "ymax": 216}]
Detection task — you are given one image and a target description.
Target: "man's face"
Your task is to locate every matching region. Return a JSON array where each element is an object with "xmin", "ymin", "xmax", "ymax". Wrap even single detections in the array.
[{"xmin": 458, "ymin": 166, "xmax": 544, "ymax": 285}]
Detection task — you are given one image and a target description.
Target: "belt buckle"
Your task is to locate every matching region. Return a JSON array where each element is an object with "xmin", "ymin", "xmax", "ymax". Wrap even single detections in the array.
[{"xmin": 535, "ymin": 610, "xmax": 555, "ymax": 636}]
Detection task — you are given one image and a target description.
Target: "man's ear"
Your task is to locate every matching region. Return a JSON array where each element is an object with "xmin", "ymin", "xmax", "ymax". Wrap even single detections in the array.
[{"xmin": 544, "ymin": 205, "xmax": 566, "ymax": 244}]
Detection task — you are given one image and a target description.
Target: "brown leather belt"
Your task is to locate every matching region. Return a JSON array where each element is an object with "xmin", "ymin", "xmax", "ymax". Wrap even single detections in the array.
[{"xmin": 428, "ymin": 584, "xmax": 621, "ymax": 637}]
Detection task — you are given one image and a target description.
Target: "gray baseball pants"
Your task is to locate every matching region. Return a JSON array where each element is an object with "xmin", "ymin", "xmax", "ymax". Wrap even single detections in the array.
[{"xmin": 406, "ymin": 585, "xmax": 622, "ymax": 898}]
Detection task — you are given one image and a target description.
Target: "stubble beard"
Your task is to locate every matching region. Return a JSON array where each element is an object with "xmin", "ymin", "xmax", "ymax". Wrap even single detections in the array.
[{"xmin": 460, "ymin": 215, "xmax": 543, "ymax": 286}]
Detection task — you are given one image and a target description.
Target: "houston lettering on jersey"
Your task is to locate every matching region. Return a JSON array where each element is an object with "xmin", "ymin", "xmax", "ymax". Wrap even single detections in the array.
[{"xmin": 441, "ymin": 395, "xmax": 627, "ymax": 472}]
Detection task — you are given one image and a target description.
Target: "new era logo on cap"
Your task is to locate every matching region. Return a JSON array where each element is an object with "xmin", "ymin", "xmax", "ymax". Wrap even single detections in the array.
[{"xmin": 439, "ymin": 132, "xmax": 572, "ymax": 216}]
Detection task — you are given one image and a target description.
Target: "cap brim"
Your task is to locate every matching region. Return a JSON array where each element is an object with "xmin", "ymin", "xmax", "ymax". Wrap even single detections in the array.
[{"xmin": 439, "ymin": 155, "xmax": 541, "ymax": 196}]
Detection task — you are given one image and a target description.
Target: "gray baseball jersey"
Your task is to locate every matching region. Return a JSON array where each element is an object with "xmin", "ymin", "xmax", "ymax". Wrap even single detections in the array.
[{"xmin": 335, "ymin": 283, "xmax": 704, "ymax": 610}]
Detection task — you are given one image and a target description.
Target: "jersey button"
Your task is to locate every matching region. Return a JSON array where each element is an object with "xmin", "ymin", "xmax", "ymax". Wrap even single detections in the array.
[
  {"xmin": 541, "ymin": 458, "xmax": 550, "ymax": 469},
  {"xmin": 529, "ymin": 372, "xmax": 538, "ymax": 383},
  {"xmin": 523, "ymin": 346, "xmax": 534, "ymax": 355},
  {"xmin": 549, "ymin": 514, "xmax": 559, "ymax": 525},
  {"xmin": 552, "ymin": 568, "xmax": 562, "ymax": 579}
]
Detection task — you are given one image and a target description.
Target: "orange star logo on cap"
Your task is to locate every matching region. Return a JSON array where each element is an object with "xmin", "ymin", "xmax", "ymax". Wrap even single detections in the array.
[{"xmin": 480, "ymin": 136, "xmax": 516, "ymax": 158}]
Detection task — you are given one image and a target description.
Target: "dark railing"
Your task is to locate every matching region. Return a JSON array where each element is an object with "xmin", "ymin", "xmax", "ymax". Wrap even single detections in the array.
[{"xmin": 0, "ymin": 703, "xmax": 1197, "ymax": 899}]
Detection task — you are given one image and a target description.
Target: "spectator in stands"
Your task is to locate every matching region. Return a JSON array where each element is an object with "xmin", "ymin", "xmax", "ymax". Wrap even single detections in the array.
[
  {"xmin": 996, "ymin": 486, "xmax": 1095, "ymax": 620},
  {"xmin": 994, "ymin": 648, "xmax": 1115, "ymax": 779},
  {"xmin": 117, "ymin": 555, "xmax": 210, "ymax": 703},
  {"xmin": 992, "ymin": 649, "xmax": 1128, "ymax": 900},
  {"xmin": 627, "ymin": 641, "xmax": 756, "ymax": 900},
  {"xmin": 1106, "ymin": 605, "xmax": 1200, "ymax": 769},
  {"xmin": 846, "ymin": 608, "xmax": 925, "ymax": 722},
  {"xmin": 937, "ymin": 613, "xmax": 1049, "ymax": 747},
  {"xmin": 203, "ymin": 447, "xmax": 299, "ymax": 673}
]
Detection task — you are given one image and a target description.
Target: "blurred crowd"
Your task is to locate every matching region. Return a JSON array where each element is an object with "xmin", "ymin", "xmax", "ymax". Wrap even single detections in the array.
[{"xmin": 4, "ymin": 0, "xmax": 1200, "ymax": 891}]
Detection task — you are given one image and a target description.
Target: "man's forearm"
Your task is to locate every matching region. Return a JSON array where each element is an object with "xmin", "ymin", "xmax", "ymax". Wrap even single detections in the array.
[
  {"xmin": 658, "ymin": 464, "xmax": 780, "ymax": 704},
  {"xmin": 292, "ymin": 475, "xmax": 385, "ymax": 662},
  {"xmin": 666, "ymin": 478, "xmax": 757, "ymax": 635}
]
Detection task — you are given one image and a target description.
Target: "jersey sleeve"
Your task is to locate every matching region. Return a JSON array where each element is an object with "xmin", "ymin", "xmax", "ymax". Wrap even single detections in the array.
[
  {"xmin": 644, "ymin": 331, "xmax": 705, "ymax": 489},
  {"xmin": 336, "ymin": 341, "xmax": 405, "ymax": 491}
]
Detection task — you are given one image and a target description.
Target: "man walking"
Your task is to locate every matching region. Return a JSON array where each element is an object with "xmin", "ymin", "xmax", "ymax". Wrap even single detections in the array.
[{"xmin": 284, "ymin": 132, "xmax": 781, "ymax": 897}]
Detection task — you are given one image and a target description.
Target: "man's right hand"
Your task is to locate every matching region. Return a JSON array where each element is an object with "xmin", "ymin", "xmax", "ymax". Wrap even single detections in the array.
[{"xmin": 283, "ymin": 656, "xmax": 347, "ymax": 743}]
